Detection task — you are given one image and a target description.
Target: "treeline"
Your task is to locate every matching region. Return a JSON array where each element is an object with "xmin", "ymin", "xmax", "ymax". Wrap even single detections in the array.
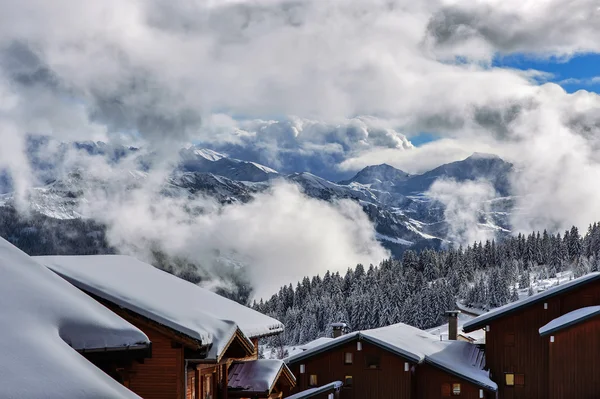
[{"xmin": 255, "ymin": 223, "xmax": 600, "ymax": 346}]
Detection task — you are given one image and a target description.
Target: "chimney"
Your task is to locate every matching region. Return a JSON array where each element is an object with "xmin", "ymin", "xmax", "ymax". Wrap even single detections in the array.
[
  {"xmin": 445, "ymin": 310, "xmax": 461, "ymax": 340},
  {"xmin": 331, "ymin": 322, "xmax": 347, "ymax": 338}
]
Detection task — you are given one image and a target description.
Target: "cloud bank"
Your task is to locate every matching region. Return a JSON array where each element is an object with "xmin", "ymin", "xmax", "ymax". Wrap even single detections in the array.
[{"xmin": 1, "ymin": 0, "xmax": 600, "ymax": 294}]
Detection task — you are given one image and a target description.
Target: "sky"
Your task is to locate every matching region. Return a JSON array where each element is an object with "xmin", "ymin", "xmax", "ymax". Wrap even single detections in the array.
[{"xmin": 1, "ymin": 0, "xmax": 600, "ymax": 297}]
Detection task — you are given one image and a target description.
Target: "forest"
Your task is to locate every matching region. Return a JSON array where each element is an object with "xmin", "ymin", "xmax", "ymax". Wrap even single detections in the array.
[{"xmin": 255, "ymin": 223, "xmax": 600, "ymax": 348}]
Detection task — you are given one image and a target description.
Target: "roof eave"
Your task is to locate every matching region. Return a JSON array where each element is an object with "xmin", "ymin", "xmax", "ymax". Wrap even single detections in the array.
[
  {"xmin": 424, "ymin": 358, "xmax": 497, "ymax": 392},
  {"xmin": 464, "ymin": 274, "xmax": 600, "ymax": 333}
]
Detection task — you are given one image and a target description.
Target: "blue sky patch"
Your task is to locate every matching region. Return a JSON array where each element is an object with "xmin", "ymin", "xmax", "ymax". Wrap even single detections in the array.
[{"xmin": 493, "ymin": 53, "xmax": 600, "ymax": 93}]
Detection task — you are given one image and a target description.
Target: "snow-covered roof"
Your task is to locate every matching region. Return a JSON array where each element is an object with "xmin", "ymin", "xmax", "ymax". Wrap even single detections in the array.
[
  {"xmin": 0, "ymin": 238, "xmax": 150, "ymax": 398},
  {"xmin": 36, "ymin": 255, "xmax": 284, "ymax": 359},
  {"xmin": 286, "ymin": 381, "xmax": 343, "ymax": 399},
  {"xmin": 463, "ymin": 272, "xmax": 600, "ymax": 332},
  {"xmin": 285, "ymin": 323, "xmax": 496, "ymax": 391},
  {"xmin": 228, "ymin": 359, "xmax": 295, "ymax": 393},
  {"xmin": 299, "ymin": 337, "xmax": 334, "ymax": 351},
  {"xmin": 539, "ymin": 306, "xmax": 600, "ymax": 336}
]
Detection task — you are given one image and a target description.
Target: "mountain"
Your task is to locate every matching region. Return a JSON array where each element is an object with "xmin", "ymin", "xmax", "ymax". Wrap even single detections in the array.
[
  {"xmin": 178, "ymin": 147, "xmax": 278, "ymax": 182},
  {"xmin": 0, "ymin": 143, "xmax": 514, "ymax": 260},
  {"xmin": 392, "ymin": 152, "xmax": 513, "ymax": 196},
  {"xmin": 339, "ymin": 164, "xmax": 411, "ymax": 192}
]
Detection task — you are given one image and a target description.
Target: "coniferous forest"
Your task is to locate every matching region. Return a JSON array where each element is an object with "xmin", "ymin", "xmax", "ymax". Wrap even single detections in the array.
[{"xmin": 255, "ymin": 224, "xmax": 600, "ymax": 347}]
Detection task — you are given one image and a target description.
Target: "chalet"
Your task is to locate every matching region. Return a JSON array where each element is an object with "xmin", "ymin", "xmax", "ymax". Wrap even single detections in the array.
[
  {"xmin": 539, "ymin": 306, "xmax": 600, "ymax": 399},
  {"xmin": 463, "ymin": 272, "xmax": 600, "ymax": 399},
  {"xmin": 285, "ymin": 322, "xmax": 497, "ymax": 399},
  {"xmin": 0, "ymin": 237, "xmax": 151, "ymax": 398},
  {"xmin": 35, "ymin": 255, "xmax": 293, "ymax": 399}
]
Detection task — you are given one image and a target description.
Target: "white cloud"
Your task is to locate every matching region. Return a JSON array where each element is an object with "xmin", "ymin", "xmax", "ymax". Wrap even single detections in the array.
[
  {"xmin": 0, "ymin": 0, "xmax": 600, "ymax": 295},
  {"xmin": 426, "ymin": 179, "xmax": 498, "ymax": 246},
  {"xmin": 80, "ymin": 175, "xmax": 388, "ymax": 299}
]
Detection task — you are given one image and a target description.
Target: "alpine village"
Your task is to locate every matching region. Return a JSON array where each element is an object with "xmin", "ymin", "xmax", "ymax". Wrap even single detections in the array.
[{"xmin": 2, "ymin": 229, "xmax": 600, "ymax": 399}]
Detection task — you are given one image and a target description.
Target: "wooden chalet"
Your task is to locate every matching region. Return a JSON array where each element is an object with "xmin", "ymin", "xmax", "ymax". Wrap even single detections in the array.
[
  {"xmin": 285, "ymin": 322, "xmax": 497, "ymax": 399},
  {"xmin": 35, "ymin": 255, "xmax": 289, "ymax": 399},
  {"xmin": 0, "ymin": 237, "xmax": 151, "ymax": 399},
  {"xmin": 540, "ymin": 306, "xmax": 600, "ymax": 399},
  {"xmin": 463, "ymin": 272, "xmax": 600, "ymax": 399}
]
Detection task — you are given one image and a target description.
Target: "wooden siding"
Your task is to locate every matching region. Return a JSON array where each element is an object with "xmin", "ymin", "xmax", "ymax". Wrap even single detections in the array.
[
  {"xmin": 415, "ymin": 363, "xmax": 490, "ymax": 399},
  {"xmin": 187, "ymin": 368, "xmax": 196, "ymax": 399},
  {"xmin": 288, "ymin": 339, "xmax": 413, "ymax": 399},
  {"xmin": 484, "ymin": 278, "xmax": 600, "ymax": 399},
  {"xmin": 127, "ymin": 320, "xmax": 184, "ymax": 399},
  {"xmin": 548, "ymin": 316, "xmax": 600, "ymax": 399}
]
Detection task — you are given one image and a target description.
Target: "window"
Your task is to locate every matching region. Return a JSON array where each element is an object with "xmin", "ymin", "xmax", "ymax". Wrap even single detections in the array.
[
  {"xmin": 504, "ymin": 333, "xmax": 515, "ymax": 347},
  {"xmin": 365, "ymin": 354, "xmax": 380, "ymax": 369},
  {"xmin": 505, "ymin": 373, "xmax": 514, "ymax": 386},
  {"xmin": 441, "ymin": 383, "xmax": 451, "ymax": 397},
  {"xmin": 344, "ymin": 375, "xmax": 353, "ymax": 387},
  {"xmin": 299, "ymin": 364, "xmax": 305, "ymax": 374},
  {"xmin": 309, "ymin": 375, "xmax": 318, "ymax": 387},
  {"xmin": 452, "ymin": 383, "xmax": 461, "ymax": 395},
  {"xmin": 344, "ymin": 352, "xmax": 353, "ymax": 364},
  {"xmin": 515, "ymin": 374, "xmax": 525, "ymax": 387}
]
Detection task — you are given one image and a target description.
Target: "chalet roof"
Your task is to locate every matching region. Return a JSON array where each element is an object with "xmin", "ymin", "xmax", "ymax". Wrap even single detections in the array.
[
  {"xmin": 228, "ymin": 359, "xmax": 295, "ymax": 394},
  {"xmin": 0, "ymin": 238, "xmax": 150, "ymax": 398},
  {"xmin": 463, "ymin": 272, "xmax": 600, "ymax": 333},
  {"xmin": 35, "ymin": 255, "xmax": 284, "ymax": 360},
  {"xmin": 539, "ymin": 306, "xmax": 600, "ymax": 336},
  {"xmin": 298, "ymin": 337, "xmax": 334, "ymax": 351},
  {"xmin": 286, "ymin": 381, "xmax": 343, "ymax": 399},
  {"xmin": 285, "ymin": 323, "xmax": 497, "ymax": 391}
]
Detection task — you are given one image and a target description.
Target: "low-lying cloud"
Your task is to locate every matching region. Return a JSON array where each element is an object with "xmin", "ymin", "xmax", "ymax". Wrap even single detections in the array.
[
  {"xmin": 427, "ymin": 179, "xmax": 499, "ymax": 246},
  {"xmin": 80, "ymin": 172, "xmax": 388, "ymax": 299}
]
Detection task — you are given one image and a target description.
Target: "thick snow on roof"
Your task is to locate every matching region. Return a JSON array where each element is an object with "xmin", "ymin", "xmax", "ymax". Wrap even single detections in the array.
[
  {"xmin": 286, "ymin": 323, "xmax": 496, "ymax": 391},
  {"xmin": 539, "ymin": 306, "xmax": 600, "ymax": 336},
  {"xmin": 0, "ymin": 238, "xmax": 149, "ymax": 398},
  {"xmin": 464, "ymin": 272, "xmax": 600, "ymax": 332},
  {"xmin": 36, "ymin": 255, "xmax": 283, "ymax": 358},
  {"xmin": 286, "ymin": 381, "xmax": 343, "ymax": 399},
  {"xmin": 228, "ymin": 360, "xmax": 293, "ymax": 393},
  {"xmin": 299, "ymin": 337, "xmax": 334, "ymax": 351}
]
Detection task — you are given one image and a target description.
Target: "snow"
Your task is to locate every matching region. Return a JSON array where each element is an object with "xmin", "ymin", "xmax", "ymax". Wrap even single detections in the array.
[
  {"xmin": 285, "ymin": 381, "xmax": 343, "ymax": 399},
  {"xmin": 35, "ymin": 255, "xmax": 284, "ymax": 360},
  {"xmin": 248, "ymin": 161, "xmax": 278, "ymax": 174},
  {"xmin": 0, "ymin": 237, "xmax": 149, "ymax": 398},
  {"xmin": 228, "ymin": 359, "xmax": 293, "ymax": 393},
  {"xmin": 464, "ymin": 272, "xmax": 600, "ymax": 332},
  {"xmin": 428, "ymin": 313, "xmax": 485, "ymax": 344},
  {"xmin": 539, "ymin": 306, "xmax": 600, "ymax": 336},
  {"xmin": 298, "ymin": 337, "xmax": 334, "ymax": 351},
  {"xmin": 192, "ymin": 148, "xmax": 227, "ymax": 161},
  {"xmin": 285, "ymin": 323, "xmax": 496, "ymax": 391},
  {"xmin": 376, "ymin": 233, "xmax": 413, "ymax": 246}
]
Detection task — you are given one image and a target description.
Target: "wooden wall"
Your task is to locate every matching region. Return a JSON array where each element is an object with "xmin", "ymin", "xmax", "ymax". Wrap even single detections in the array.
[
  {"xmin": 127, "ymin": 319, "xmax": 184, "ymax": 399},
  {"xmin": 288, "ymin": 339, "xmax": 413, "ymax": 399},
  {"xmin": 548, "ymin": 316, "xmax": 600, "ymax": 399},
  {"xmin": 484, "ymin": 278, "xmax": 600, "ymax": 399},
  {"xmin": 415, "ymin": 363, "xmax": 490, "ymax": 399}
]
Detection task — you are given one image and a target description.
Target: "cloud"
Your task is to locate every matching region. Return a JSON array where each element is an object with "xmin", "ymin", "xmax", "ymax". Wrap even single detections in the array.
[
  {"xmin": 425, "ymin": 0, "xmax": 600, "ymax": 60},
  {"xmin": 198, "ymin": 116, "xmax": 414, "ymax": 180},
  {"xmin": 426, "ymin": 179, "xmax": 498, "ymax": 246},
  {"xmin": 79, "ymin": 174, "xmax": 388, "ymax": 299},
  {"xmin": 558, "ymin": 76, "xmax": 600, "ymax": 86},
  {"xmin": 1, "ymin": 0, "xmax": 600, "ymax": 296}
]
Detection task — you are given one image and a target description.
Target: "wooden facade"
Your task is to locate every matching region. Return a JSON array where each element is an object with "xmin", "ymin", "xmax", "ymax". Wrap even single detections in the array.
[
  {"xmin": 287, "ymin": 336, "xmax": 491, "ymax": 399},
  {"xmin": 464, "ymin": 276, "xmax": 600, "ymax": 399},
  {"xmin": 547, "ymin": 315, "xmax": 600, "ymax": 399},
  {"xmin": 79, "ymin": 294, "xmax": 259, "ymax": 399}
]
